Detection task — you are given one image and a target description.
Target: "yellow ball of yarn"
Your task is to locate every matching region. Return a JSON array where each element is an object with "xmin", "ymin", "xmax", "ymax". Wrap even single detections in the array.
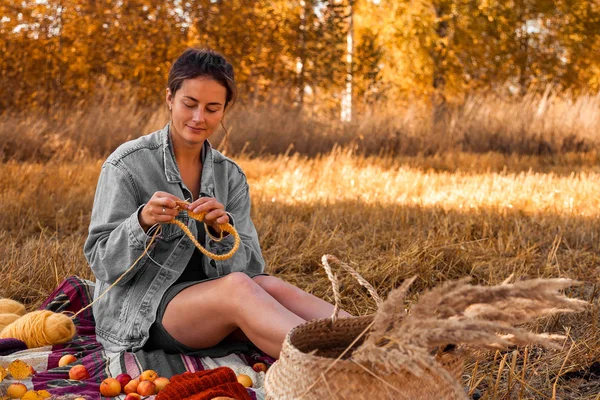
[
  {"xmin": 0, "ymin": 299, "xmax": 26, "ymax": 316},
  {"xmin": 0, "ymin": 310, "xmax": 76, "ymax": 348},
  {"xmin": 0, "ymin": 313, "xmax": 22, "ymax": 332}
]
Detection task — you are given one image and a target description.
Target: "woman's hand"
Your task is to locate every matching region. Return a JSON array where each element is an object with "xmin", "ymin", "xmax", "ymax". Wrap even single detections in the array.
[
  {"xmin": 187, "ymin": 197, "xmax": 229, "ymax": 233},
  {"xmin": 139, "ymin": 191, "xmax": 180, "ymax": 232}
]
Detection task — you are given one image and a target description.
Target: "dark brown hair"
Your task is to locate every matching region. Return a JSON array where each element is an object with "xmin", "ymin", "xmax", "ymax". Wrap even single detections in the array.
[{"xmin": 167, "ymin": 48, "xmax": 237, "ymax": 109}]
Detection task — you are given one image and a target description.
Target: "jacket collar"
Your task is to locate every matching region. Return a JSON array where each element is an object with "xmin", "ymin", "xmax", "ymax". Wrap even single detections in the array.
[
  {"xmin": 161, "ymin": 124, "xmax": 215, "ymax": 198},
  {"xmin": 199, "ymin": 141, "xmax": 215, "ymax": 198}
]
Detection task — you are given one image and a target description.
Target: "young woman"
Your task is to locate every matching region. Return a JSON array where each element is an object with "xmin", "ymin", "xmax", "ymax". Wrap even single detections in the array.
[{"xmin": 84, "ymin": 48, "xmax": 350, "ymax": 359}]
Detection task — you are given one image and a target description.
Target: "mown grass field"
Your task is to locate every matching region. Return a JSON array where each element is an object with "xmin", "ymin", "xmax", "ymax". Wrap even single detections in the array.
[{"xmin": 1, "ymin": 149, "xmax": 599, "ymax": 399}]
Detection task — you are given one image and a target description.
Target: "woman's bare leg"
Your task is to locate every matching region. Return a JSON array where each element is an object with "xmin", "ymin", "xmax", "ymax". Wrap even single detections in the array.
[
  {"xmin": 161, "ymin": 272, "xmax": 305, "ymax": 358},
  {"xmin": 252, "ymin": 275, "xmax": 353, "ymax": 320}
]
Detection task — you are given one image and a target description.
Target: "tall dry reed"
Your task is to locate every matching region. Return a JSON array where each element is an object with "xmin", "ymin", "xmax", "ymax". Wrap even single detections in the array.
[{"xmin": 2, "ymin": 90, "xmax": 600, "ymax": 161}]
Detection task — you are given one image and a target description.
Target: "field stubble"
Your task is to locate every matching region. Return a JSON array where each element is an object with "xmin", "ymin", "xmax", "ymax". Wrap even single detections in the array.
[{"xmin": 1, "ymin": 150, "xmax": 600, "ymax": 399}]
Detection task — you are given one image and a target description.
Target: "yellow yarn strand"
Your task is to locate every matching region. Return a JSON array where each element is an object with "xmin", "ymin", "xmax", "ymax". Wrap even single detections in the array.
[
  {"xmin": 71, "ymin": 225, "xmax": 162, "ymax": 319},
  {"xmin": 0, "ymin": 200, "xmax": 241, "ymax": 349},
  {"xmin": 0, "ymin": 227, "xmax": 162, "ymax": 348}
]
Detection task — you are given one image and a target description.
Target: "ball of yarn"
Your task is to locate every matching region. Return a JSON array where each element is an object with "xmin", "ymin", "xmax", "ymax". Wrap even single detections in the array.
[
  {"xmin": 0, "ymin": 299, "xmax": 26, "ymax": 316},
  {"xmin": 0, "ymin": 310, "xmax": 76, "ymax": 348},
  {"xmin": 0, "ymin": 313, "xmax": 22, "ymax": 332}
]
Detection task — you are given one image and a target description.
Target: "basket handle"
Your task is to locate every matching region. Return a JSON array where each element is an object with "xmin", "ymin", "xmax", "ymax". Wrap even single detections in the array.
[{"xmin": 321, "ymin": 254, "xmax": 383, "ymax": 324}]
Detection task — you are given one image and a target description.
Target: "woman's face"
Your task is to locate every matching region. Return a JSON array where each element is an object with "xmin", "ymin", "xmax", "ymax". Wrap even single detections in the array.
[{"xmin": 166, "ymin": 76, "xmax": 227, "ymax": 147}]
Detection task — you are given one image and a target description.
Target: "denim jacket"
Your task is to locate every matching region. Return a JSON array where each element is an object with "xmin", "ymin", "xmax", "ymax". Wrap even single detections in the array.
[{"xmin": 84, "ymin": 124, "xmax": 265, "ymax": 352}]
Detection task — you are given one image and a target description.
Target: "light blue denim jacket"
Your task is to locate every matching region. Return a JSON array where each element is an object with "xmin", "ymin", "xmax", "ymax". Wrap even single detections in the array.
[{"xmin": 84, "ymin": 124, "xmax": 265, "ymax": 352}]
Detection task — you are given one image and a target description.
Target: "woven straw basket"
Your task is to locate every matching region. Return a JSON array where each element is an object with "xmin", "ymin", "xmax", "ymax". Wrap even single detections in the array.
[{"xmin": 265, "ymin": 255, "xmax": 466, "ymax": 400}]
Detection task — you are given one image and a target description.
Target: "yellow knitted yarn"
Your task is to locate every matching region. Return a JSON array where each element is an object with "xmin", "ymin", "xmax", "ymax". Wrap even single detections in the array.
[
  {"xmin": 0, "ymin": 313, "xmax": 22, "ymax": 332},
  {"xmin": 0, "ymin": 299, "xmax": 26, "ymax": 316},
  {"xmin": 0, "ymin": 310, "xmax": 76, "ymax": 348},
  {"xmin": 170, "ymin": 200, "xmax": 240, "ymax": 261}
]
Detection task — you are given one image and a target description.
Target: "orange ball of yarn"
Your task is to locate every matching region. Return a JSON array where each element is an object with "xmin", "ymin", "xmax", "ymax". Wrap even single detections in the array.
[
  {"xmin": 0, "ymin": 313, "xmax": 22, "ymax": 332},
  {"xmin": 0, "ymin": 299, "xmax": 26, "ymax": 316},
  {"xmin": 0, "ymin": 310, "xmax": 76, "ymax": 348}
]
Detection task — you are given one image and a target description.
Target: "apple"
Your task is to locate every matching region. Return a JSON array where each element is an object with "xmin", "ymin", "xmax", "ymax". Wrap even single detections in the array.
[
  {"xmin": 124, "ymin": 394, "xmax": 141, "ymax": 400},
  {"xmin": 7, "ymin": 382, "xmax": 27, "ymax": 398},
  {"xmin": 115, "ymin": 373, "xmax": 132, "ymax": 388},
  {"xmin": 99, "ymin": 377, "xmax": 121, "ymax": 397},
  {"xmin": 252, "ymin": 362, "xmax": 268, "ymax": 373},
  {"xmin": 139, "ymin": 369, "xmax": 158, "ymax": 382},
  {"xmin": 68, "ymin": 364, "xmax": 90, "ymax": 380},
  {"xmin": 154, "ymin": 376, "xmax": 170, "ymax": 393},
  {"xmin": 58, "ymin": 354, "xmax": 77, "ymax": 367},
  {"xmin": 237, "ymin": 374, "xmax": 253, "ymax": 388},
  {"xmin": 123, "ymin": 378, "xmax": 139, "ymax": 395},
  {"xmin": 136, "ymin": 380, "xmax": 156, "ymax": 396}
]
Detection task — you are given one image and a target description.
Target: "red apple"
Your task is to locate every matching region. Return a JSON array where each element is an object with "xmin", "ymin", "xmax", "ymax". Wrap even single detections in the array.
[
  {"xmin": 124, "ymin": 394, "xmax": 141, "ymax": 400},
  {"xmin": 68, "ymin": 364, "xmax": 90, "ymax": 380},
  {"xmin": 252, "ymin": 362, "xmax": 268, "ymax": 373},
  {"xmin": 139, "ymin": 369, "xmax": 158, "ymax": 382},
  {"xmin": 115, "ymin": 373, "xmax": 132, "ymax": 388},
  {"xmin": 154, "ymin": 376, "xmax": 170, "ymax": 393},
  {"xmin": 123, "ymin": 378, "xmax": 139, "ymax": 395},
  {"xmin": 58, "ymin": 354, "xmax": 77, "ymax": 367},
  {"xmin": 136, "ymin": 380, "xmax": 156, "ymax": 396},
  {"xmin": 99, "ymin": 377, "xmax": 121, "ymax": 397}
]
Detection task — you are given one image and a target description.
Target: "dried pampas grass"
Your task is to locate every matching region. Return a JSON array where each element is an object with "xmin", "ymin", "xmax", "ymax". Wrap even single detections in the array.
[
  {"xmin": 355, "ymin": 276, "xmax": 587, "ymax": 376},
  {"xmin": 266, "ymin": 255, "xmax": 588, "ymax": 400}
]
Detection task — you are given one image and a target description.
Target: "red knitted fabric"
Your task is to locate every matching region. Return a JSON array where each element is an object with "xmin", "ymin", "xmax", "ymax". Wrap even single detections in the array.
[
  {"xmin": 156, "ymin": 367, "xmax": 251, "ymax": 400},
  {"xmin": 184, "ymin": 382, "xmax": 251, "ymax": 400}
]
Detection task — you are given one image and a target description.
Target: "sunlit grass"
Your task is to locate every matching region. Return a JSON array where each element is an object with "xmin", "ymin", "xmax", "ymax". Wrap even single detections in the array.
[{"xmin": 244, "ymin": 151, "xmax": 600, "ymax": 217}]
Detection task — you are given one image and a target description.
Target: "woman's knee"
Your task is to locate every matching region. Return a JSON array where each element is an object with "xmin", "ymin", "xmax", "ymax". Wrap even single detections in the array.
[
  {"xmin": 222, "ymin": 272, "xmax": 265, "ymax": 300},
  {"xmin": 253, "ymin": 275, "xmax": 290, "ymax": 297},
  {"xmin": 224, "ymin": 271, "xmax": 254, "ymax": 288}
]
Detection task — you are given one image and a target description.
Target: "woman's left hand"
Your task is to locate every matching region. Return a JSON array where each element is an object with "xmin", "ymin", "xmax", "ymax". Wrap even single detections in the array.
[{"xmin": 187, "ymin": 197, "xmax": 229, "ymax": 233}]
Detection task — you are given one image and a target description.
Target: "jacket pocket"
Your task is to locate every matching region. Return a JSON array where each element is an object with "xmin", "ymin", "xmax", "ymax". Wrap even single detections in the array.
[
  {"xmin": 160, "ymin": 214, "xmax": 188, "ymax": 242},
  {"xmin": 117, "ymin": 261, "xmax": 149, "ymax": 323}
]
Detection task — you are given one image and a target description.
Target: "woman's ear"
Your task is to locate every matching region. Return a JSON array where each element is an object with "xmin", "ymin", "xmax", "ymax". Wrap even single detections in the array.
[{"xmin": 166, "ymin": 88, "xmax": 173, "ymax": 111}]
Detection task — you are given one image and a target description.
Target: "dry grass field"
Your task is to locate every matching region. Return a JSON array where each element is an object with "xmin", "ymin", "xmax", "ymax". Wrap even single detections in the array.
[
  {"xmin": 1, "ymin": 148, "xmax": 600, "ymax": 399},
  {"xmin": 1, "ymin": 92, "xmax": 600, "ymax": 399}
]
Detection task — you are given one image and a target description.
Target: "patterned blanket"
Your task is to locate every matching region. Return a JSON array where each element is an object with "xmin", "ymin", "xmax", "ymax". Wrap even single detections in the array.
[{"xmin": 0, "ymin": 276, "xmax": 273, "ymax": 399}]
